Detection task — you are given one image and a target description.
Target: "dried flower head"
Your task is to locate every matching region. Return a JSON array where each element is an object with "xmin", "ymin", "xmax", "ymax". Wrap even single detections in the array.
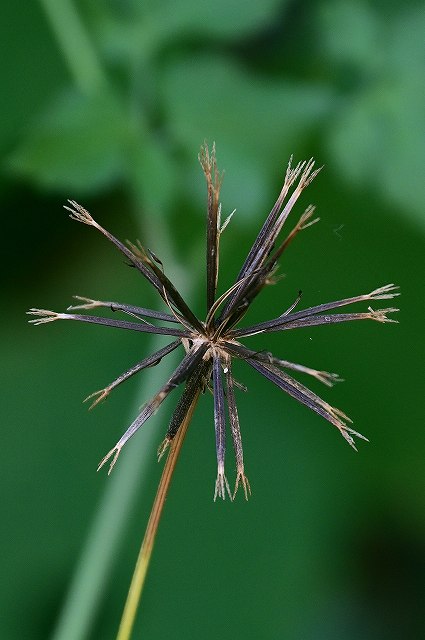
[{"xmin": 28, "ymin": 144, "xmax": 399, "ymax": 500}]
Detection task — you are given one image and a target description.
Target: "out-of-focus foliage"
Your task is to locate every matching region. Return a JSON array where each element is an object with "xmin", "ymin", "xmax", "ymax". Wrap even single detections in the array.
[
  {"xmin": 319, "ymin": 0, "xmax": 425, "ymax": 227},
  {"xmin": 2, "ymin": 0, "xmax": 424, "ymax": 639},
  {"xmin": 9, "ymin": 91, "xmax": 130, "ymax": 190},
  {"xmin": 7, "ymin": 0, "xmax": 425, "ymax": 224},
  {"xmin": 95, "ymin": 0, "xmax": 287, "ymax": 44},
  {"xmin": 7, "ymin": 0, "xmax": 331, "ymax": 220}
]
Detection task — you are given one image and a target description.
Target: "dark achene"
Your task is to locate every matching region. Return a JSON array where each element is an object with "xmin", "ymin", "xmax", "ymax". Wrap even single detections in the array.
[{"xmin": 28, "ymin": 144, "xmax": 399, "ymax": 500}]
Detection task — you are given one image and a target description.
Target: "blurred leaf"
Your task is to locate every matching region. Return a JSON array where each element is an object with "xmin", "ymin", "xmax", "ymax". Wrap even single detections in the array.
[
  {"xmin": 388, "ymin": 5, "xmax": 425, "ymax": 76},
  {"xmin": 138, "ymin": 0, "xmax": 287, "ymax": 39},
  {"xmin": 319, "ymin": 0, "xmax": 383, "ymax": 71},
  {"xmin": 92, "ymin": 0, "xmax": 289, "ymax": 66},
  {"xmin": 162, "ymin": 55, "xmax": 335, "ymax": 220},
  {"xmin": 8, "ymin": 90, "xmax": 129, "ymax": 192},
  {"xmin": 320, "ymin": 2, "xmax": 425, "ymax": 228},
  {"xmin": 328, "ymin": 78, "xmax": 425, "ymax": 227}
]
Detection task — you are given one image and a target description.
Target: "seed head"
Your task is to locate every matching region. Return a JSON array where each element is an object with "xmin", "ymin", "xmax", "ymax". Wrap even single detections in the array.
[{"xmin": 28, "ymin": 144, "xmax": 399, "ymax": 500}]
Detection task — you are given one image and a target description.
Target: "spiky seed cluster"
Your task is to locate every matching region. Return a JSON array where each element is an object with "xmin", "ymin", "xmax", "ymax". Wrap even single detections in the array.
[{"xmin": 28, "ymin": 144, "xmax": 399, "ymax": 500}]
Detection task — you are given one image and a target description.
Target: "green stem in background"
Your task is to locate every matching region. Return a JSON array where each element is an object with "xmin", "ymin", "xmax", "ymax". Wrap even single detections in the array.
[
  {"xmin": 38, "ymin": 4, "xmax": 156, "ymax": 637},
  {"xmin": 50, "ymin": 168, "xmax": 196, "ymax": 640},
  {"xmin": 39, "ymin": 5, "xmax": 198, "ymax": 638},
  {"xmin": 116, "ymin": 388, "xmax": 201, "ymax": 640},
  {"xmin": 50, "ymin": 199, "xmax": 196, "ymax": 640},
  {"xmin": 50, "ymin": 338, "xmax": 180, "ymax": 640},
  {"xmin": 38, "ymin": 0, "xmax": 108, "ymax": 93}
]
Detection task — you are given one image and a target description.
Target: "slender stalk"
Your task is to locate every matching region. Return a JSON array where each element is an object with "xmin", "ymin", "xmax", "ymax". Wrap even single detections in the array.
[{"xmin": 116, "ymin": 388, "xmax": 201, "ymax": 640}]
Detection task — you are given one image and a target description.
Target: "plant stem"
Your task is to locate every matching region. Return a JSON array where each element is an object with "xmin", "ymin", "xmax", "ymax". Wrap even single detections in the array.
[{"xmin": 116, "ymin": 388, "xmax": 201, "ymax": 640}]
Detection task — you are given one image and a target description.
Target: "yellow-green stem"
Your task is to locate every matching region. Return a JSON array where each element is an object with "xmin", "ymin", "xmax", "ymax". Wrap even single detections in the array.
[{"xmin": 116, "ymin": 389, "xmax": 201, "ymax": 640}]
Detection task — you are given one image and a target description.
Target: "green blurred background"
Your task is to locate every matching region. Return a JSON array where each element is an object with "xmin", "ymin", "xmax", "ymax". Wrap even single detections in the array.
[{"xmin": 2, "ymin": 1, "xmax": 424, "ymax": 638}]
